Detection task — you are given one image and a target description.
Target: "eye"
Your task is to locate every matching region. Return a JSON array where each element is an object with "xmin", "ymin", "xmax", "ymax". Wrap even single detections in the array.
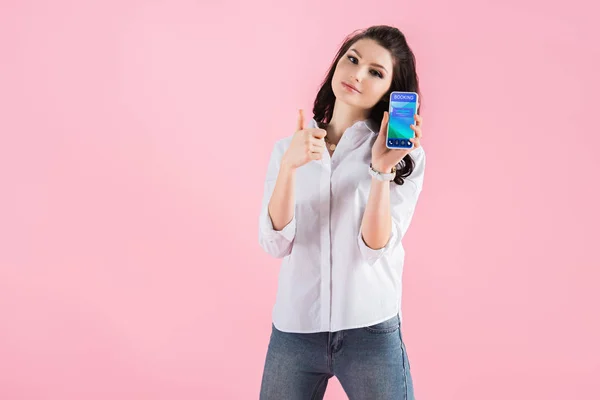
[{"xmin": 347, "ymin": 55, "xmax": 384, "ymax": 78}]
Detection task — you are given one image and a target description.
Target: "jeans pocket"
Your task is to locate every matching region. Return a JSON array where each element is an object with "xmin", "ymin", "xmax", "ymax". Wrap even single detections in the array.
[{"xmin": 363, "ymin": 315, "xmax": 400, "ymax": 334}]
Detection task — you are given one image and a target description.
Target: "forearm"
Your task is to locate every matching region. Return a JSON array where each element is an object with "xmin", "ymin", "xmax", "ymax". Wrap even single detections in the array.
[
  {"xmin": 268, "ymin": 161, "xmax": 297, "ymax": 231},
  {"xmin": 360, "ymin": 166, "xmax": 393, "ymax": 250}
]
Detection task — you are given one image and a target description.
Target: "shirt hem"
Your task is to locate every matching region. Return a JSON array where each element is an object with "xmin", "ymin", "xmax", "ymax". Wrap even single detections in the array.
[{"xmin": 272, "ymin": 308, "xmax": 401, "ymax": 333}]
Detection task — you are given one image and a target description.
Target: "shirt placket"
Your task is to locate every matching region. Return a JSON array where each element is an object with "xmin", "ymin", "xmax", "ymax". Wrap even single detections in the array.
[{"xmin": 320, "ymin": 153, "xmax": 332, "ymax": 331}]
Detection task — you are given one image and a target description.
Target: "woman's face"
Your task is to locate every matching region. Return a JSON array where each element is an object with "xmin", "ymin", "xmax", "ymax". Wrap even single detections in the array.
[{"xmin": 331, "ymin": 38, "xmax": 394, "ymax": 111}]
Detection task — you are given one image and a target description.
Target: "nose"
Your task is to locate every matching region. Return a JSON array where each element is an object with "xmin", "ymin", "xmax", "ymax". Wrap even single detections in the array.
[{"xmin": 352, "ymin": 67, "xmax": 369, "ymax": 82}]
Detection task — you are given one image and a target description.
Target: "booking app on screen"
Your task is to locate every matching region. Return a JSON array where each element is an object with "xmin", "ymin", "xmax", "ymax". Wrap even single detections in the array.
[{"xmin": 387, "ymin": 92, "xmax": 418, "ymax": 149}]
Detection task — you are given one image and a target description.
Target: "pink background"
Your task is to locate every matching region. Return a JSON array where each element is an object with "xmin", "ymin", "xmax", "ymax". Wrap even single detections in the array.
[{"xmin": 1, "ymin": 0, "xmax": 599, "ymax": 399}]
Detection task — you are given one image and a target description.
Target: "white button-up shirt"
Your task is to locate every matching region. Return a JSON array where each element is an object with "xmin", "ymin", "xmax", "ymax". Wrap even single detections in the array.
[{"xmin": 258, "ymin": 117, "xmax": 426, "ymax": 333}]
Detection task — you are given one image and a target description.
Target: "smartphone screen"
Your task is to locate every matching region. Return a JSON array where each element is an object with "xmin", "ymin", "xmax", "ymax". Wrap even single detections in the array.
[{"xmin": 386, "ymin": 91, "xmax": 419, "ymax": 149}]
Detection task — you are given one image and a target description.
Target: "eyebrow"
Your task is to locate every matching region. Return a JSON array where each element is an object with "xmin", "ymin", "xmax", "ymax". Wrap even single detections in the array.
[{"xmin": 349, "ymin": 48, "xmax": 388, "ymax": 73}]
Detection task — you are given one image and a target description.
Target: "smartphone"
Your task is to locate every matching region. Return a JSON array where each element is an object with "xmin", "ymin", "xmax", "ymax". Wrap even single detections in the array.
[{"xmin": 386, "ymin": 91, "xmax": 419, "ymax": 149}]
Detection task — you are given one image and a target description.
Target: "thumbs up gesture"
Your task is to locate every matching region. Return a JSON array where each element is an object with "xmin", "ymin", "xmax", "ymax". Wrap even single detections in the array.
[{"xmin": 281, "ymin": 109, "xmax": 327, "ymax": 170}]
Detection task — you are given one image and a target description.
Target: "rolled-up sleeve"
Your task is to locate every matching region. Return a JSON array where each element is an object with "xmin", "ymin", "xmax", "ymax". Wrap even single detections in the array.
[
  {"xmin": 258, "ymin": 142, "xmax": 296, "ymax": 258},
  {"xmin": 358, "ymin": 147, "xmax": 426, "ymax": 265}
]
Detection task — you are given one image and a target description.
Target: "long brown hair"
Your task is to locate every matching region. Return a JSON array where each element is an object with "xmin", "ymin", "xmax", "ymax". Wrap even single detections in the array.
[{"xmin": 313, "ymin": 25, "xmax": 421, "ymax": 185}]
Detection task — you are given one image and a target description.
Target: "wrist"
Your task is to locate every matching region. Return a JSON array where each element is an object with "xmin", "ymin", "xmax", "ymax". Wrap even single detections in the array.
[
  {"xmin": 280, "ymin": 157, "xmax": 297, "ymax": 173},
  {"xmin": 369, "ymin": 162, "xmax": 397, "ymax": 182},
  {"xmin": 371, "ymin": 162, "xmax": 394, "ymax": 174}
]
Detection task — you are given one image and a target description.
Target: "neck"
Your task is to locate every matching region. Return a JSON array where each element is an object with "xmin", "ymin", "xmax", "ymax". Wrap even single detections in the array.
[{"xmin": 325, "ymin": 100, "xmax": 370, "ymax": 144}]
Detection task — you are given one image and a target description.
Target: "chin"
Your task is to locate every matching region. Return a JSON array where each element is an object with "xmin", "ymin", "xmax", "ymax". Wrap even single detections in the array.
[
  {"xmin": 332, "ymin": 85, "xmax": 360, "ymax": 108},
  {"xmin": 338, "ymin": 94, "xmax": 370, "ymax": 111}
]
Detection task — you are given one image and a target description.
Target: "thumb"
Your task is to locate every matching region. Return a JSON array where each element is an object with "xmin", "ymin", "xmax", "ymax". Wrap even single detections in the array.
[
  {"xmin": 375, "ymin": 111, "xmax": 389, "ymax": 145},
  {"xmin": 297, "ymin": 109, "xmax": 305, "ymax": 131},
  {"xmin": 378, "ymin": 111, "xmax": 389, "ymax": 136}
]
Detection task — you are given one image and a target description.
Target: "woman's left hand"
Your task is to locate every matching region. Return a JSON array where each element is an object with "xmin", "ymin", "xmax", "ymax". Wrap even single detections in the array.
[{"xmin": 371, "ymin": 111, "xmax": 423, "ymax": 173}]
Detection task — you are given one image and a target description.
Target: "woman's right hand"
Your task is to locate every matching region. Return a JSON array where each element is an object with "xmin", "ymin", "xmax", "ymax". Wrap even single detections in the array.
[{"xmin": 281, "ymin": 109, "xmax": 327, "ymax": 170}]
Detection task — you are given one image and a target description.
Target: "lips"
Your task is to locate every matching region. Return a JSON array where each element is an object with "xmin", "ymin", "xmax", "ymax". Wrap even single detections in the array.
[{"xmin": 342, "ymin": 82, "xmax": 360, "ymax": 93}]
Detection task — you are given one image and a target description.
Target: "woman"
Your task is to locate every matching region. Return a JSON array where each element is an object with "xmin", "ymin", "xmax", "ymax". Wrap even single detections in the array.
[{"xmin": 258, "ymin": 25, "xmax": 425, "ymax": 400}]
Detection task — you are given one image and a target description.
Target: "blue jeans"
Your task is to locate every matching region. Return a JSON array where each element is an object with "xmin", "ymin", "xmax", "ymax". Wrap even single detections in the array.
[{"xmin": 259, "ymin": 314, "xmax": 415, "ymax": 400}]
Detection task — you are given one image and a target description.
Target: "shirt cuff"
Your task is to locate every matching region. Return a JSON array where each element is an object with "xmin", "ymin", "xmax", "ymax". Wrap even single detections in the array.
[
  {"xmin": 357, "ymin": 222, "xmax": 398, "ymax": 266},
  {"xmin": 260, "ymin": 207, "xmax": 297, "ymax": 243}
]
